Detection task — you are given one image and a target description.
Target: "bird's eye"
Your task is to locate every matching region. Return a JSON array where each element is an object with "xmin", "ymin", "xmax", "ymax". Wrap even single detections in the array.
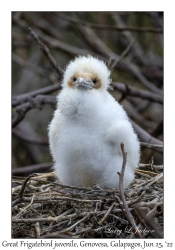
[
  {"xmin": 73, "ymin": 77, "xmax": 77, "ymax": 82},
  {"xmin": 93, "ymin": 79, "xmax": 97, "ymax": 84}
]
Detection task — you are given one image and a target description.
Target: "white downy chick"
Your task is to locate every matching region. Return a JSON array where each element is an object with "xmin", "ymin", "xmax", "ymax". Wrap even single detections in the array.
[{"xmin": 48, "ymin": 55, "xmax": 140, "ymax": 189}]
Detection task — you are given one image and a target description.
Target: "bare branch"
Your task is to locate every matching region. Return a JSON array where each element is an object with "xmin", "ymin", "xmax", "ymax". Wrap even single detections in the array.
[
  {"xmin": 112, "ymin": 82, "xmax": 163, "ymax": 104},
  {"xmin": 12, "ymin": 53, "xmax": 50, "ymax": 77},
  {"xmin": 35, "ymin": 222, "xmax": 41, "ymax": 238},
  {"xmin": 134, "ymin": 172, "xmax": 163, "ymax": 188},
  {"xmin": 12, "ymin": 174, "xmax": 35, "ymax": 207},
  {"xmin": 12, "ymin": 163, "xmax": 53, "ymax": 176},
  {"xmin": 32, "ymin": 27, "xmax": 97, "ymax": 57},
  {"xmin": 98, "ymin": 202, "xmax": 116, "ymax": 225},
  {"xmin": 14, "ymin": 194, "xmax": 35, "ymax": 219},
  {"xmin": 110, "ymin": 13, "xmax": 150, "ymax": 66},
  {"xmin": 72, "ymin": 20, "xmax": 162, "ymax": 95},
  {"xmin": 139, "ymin": 163, "xmax": 163, "ymax": 171},
  {"xmin": 56, "ymin": 13, "xmax": 163, "ymax": 33},
  {"xmin": 28, "ymin": 27, "xmax": 63, "ymax": 78},
  {"xmin": 118, "ymin": 143, "xmax": 142, "ymax": 238},
  {"xmin": 12, "ymin": 95, "xmax": 56, "ymax": 128},
  {"xmin": 131, "ymin": 120, "xmax": 163, "ymax": 153},
  {"xmin": 108, "ymin": 36, "xmax": 137, "ymax": 70},
  {"xmin": 13, "ymin": 128, "xmax": 48, "ymax": 145},
  {"xmin": 140, "ymin": 142, "xmax": 163, "ymax": 149},
  {"xmin": 127, "ymin": 63, "xmax": 163, "ymax": 95},
  {"xmin": 12, "ymin": 83, "xmax": 60, "ymax": 107},
  {"xmin": 149, "ymin": 118, "xmax": 163, "ymax": 137}
]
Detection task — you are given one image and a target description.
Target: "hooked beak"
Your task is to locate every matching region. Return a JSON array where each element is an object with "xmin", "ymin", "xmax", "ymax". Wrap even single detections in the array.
[{"xmin": 75, "ymin": 78, "xmax": 93, "ymax": 90}]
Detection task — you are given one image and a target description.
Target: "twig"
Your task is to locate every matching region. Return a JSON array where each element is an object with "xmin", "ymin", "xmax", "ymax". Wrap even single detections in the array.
[
  {"xmin": 29, "ymin": 172, "xmax": 55, "ymax": 180},
  {"xmin": 12, "ymin": 95, "xmax": 56, "ymax": 128},
  {"xmin": 111, "ymin": 82, "xmax": 163, "ymax": 104},
  {"xmin": 28, "ymin": 27, "xmax": 63, "ymax": 78},
  {"xmin": 127, "ymin": 63, "xmax": 163, "ymax": 95},
  {"xmin": 12, "ymin": 53, "xmax": 50, "ymax": 78},
  {"xmin": 146, "ymin": 173, "xmax": 163, "ymax": 187},
  {"xmin": 72, "ymin": 20, "xmax": 162, "ymax": 95},
  {"xmin": 109, "ymin": 37, "xmax": 137, "ymax": 70},
  {"xmin": 75, "ymin": 24, "xmax": 114, "ymax": 58},
  {"xmin": 149, "ymin": 118, "xmax": 163, "ymax": 137},
  {"xmin": 12, "ymin": 174, "xmax": 35, "ymax": 207},
  {"xmin": 135, "ymin": 171, "xmax": 152, "ymax": 179},
  {"xmin": 135, "ymin": 204, "xmax": 163, "ymax": 238},
  {"xmin": 58, "ymin": 215, "xmax": 90, "ymax": 233},
  {"xmin": 12, "ymin": 211, "xmax": 105, "ymax": 224},
  {"xmin": 131, "ymin": 120, "xmax": 163, "ymax": 153},
  {"xmin": 41, "ymin": 232, "xmax": 73, "ymax": 239},
  {"xmin": 134, "ymin": 173, "xmax": 163, "ymax": 188},
  {"xmin": 13, "ymin": 128, "xmax": 48, "ymax": 146},
  {"xmin": 98, "ymin": 202, "xmax": 116, "ymax": 225},
  {"xmin": 14, "ymin": 13, "xmax": 163, "ymax": 95},
  {"xmin": 14, "ymin": 15, "xmax": 95, "ymax": 58},
  {"xmin": 137, "ymin": 201, "xmax": 163, "ymax": 210},
  {"xmin": 35, "ymin": 222, "xmax": 41, "ymax": 238},
  {"xmin": 12, "ymin": 214, "xmax": 76, "ymax": 224},
  {"xmin": 12, "ymin": 185, "xmax": 22, "ymax": 194},
  {"xmin": 109, "ymin": 214, "xmax": 128, "ymax": 224},
  {"xmin": 72, "ymin": 227, "xmax": 92, "ymax": 236},
  {"xmin": 33, "ymin": 26, "xmax": 96, "ymax": 57},
  {"xmin": 14, "ymin": 194, "xmax": 35, "ymax": 219},
  {"xmin": 12, "ymin": 112, "xmax": 26, "ymax": 128},
  {"xmin": 135, "ymin": 169, "xmax": 158, "ymax": 176},
  {"xmin": 34, "ymin": 27, "xmax": 162, "ymax": 96},
  {"xmin": 18, "ymin": 174, "xmax": 35, "ymax": 200},
  {"xmin": 111, "ymin": 13, "xmax": 151, "ymax": 67},
  {"xmin": 140, "ymin": 142, "xmax": 163, "ymax": 148},
  {"xmin": 139, "ymin": 163, "xmax": 163, "ymax": 171},
  {"xmin": 123, "ymin": 101, "xmax": 155, "ymax": 128},
  {"xmin": 22, "ymin": 195, "xmax": 102, "ymax": 203},
  {"xmin": 12, "ymin": 162, "xmax": 53, "ymax": 176},
  {"xmin": 128, "ymin": 191, "xmax": 146, "ymax": 207},
  {"xmin": 118, "ymin": 142, "xmax": 142, "ymax": 238},
  {"xmin": 56, "ymin": 13, "xmax": 163, "ymax": 33},
  {"xmin": 12, "ymin": 83, "xmax": 60, "ymax": 107}
]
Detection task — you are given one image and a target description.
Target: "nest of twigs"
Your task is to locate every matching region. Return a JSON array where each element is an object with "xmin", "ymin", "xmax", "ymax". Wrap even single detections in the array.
[{"xmin": 12, "ymin": 161, "xmax": 163, "ymax": 239}]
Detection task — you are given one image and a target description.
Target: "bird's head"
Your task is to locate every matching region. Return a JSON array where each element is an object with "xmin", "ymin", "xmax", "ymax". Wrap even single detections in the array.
[{"xmin": 62, "ymin": 55, "xmax": 111, "ymax": 91}]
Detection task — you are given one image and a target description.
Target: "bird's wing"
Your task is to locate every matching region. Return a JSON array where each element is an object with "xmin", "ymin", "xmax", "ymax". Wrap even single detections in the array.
[{"xmin": 105, "ymin": 120, "xmax": 140, "ymax": 159}]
